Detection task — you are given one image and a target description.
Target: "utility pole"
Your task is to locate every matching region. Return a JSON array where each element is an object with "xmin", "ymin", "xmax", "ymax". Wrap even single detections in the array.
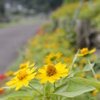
[{"xmin": 70, "ymin": 0, "xmax": 84, "ymax": 28}]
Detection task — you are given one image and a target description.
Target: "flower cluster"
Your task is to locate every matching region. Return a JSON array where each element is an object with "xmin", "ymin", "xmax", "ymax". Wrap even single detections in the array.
[
  {"xmin": 6, "ymin": 62, "xmax": 36, "ymax": 90},
  {"xmin": 6, "ymin": 59, "xmax": 70, "ymax": 91}
]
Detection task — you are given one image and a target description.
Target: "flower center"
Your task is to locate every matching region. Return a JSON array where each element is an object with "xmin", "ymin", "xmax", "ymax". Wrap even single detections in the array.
[
  {"xmin": 81, "ymin": 48, "xmax": 88, "ymax": 54},
  {"xmin": 17, "ymin": 71, "xmax": 27, "ymax": 80},
  {"xmin": 46, "ymin": 64, "xmax": 57, "ymax": 76},
  {"xmin": 20, "ymin": 64, "xmax": 26, "ymax": 69}
]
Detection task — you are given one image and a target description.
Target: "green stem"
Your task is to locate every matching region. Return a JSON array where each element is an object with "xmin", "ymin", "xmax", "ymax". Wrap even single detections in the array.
[
  {"xmin": 54, "ymin": 82, "xmax": 56, "ymax": 89},
  {"xmin": 54, "ymin": 83, "xmax": 58, "ymax": 100},
  {"xmin": 87, "ymin": 60, "xmax": 98, "ymax": 82},
  {"xmin": 70, "ymin": 50, "xmax": 79, "ymax": 71},
  {"xmin": 29, "ymin": 84, "xmax": 43, "ymax": 95}
]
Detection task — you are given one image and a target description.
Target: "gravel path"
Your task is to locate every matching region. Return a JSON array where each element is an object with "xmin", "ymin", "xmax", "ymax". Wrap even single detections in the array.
[{"xmin": 0, "ymin": 21, "xmax": 44, "ymax": 73}]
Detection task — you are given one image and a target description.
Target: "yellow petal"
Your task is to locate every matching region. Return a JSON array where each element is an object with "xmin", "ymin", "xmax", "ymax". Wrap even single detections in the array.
[
  {"xmin": 26, "ymin": 73, "xmax": 36, "ymax": 80},
  {"xmin": 22, "ymin": 79, "xmax": 29, "ymax": 86},
  {"xmin": 35, "ymin": 74, "xmax": 46, "ymax": 79},
  {"xmin": 38, "ymin": 68, "xmax": 46, "ymax": 74},
  {"xmin": 40, "ymin": 76, "xmax": 48, "ymax": 84},
  {"xmin": 59, "ymin": 73, "xmax": 68, "ymax": 77},
  {"xmin": 26, "ymin": 61, "xmax": 30, "ymax": 66},
  {"xmin": 53, "ymin": 74, "xmax": 60, "ymax": 80},
  {"xmin": 10, "ymin": 83, "xmax": 17, "ymax": 88},
  {"xmin": 27, "ymin": 67, "xmax": 36, "ymax": 74},
  {"xmin": 56, "ymin": 63, "xmax": 67, "ymax": 71},
  {"xmin": 56, "ymin": 52, "xmax": 62, "ymax": 60},
  {"xmin": 48, "ymin": 77, "xmax": 55, "ymax": 83},
  {"xmin": 15, "ymin": 81, "xmax": 23, "ymax": 90},
  {"xmin": 55, "ymin": 62, "xmax": 62, "ymax": 69},
  {"xmin": 77, "ymin": 54, "xmax": 84, "ymax": 57},
  {"xmin": 29, "ymin": 63, "xmax": 35, "ymax": 67},
  {"xmin": 50, "ymin": 52, "xmax": 55, "ymax": 57},
  {"xmin": 89, "ymin": 48, "xmax": 96, "ymax": 54}
]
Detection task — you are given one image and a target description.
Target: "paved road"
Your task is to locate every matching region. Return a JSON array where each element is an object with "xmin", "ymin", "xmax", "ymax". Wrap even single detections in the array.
[{"xmin": 0, "ymin": 21, "xmax": 44, "ymax": 73}]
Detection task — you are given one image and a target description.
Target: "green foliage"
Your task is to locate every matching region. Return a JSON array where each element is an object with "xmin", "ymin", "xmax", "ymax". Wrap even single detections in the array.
[
  {"xmin": 54, "ymin": 77, "xmax": 96, "ymax": 98},
  {"xmin": 83, "ymin": 63, "xmax": 95, "ymax": 71},
  {"xmin": 63, "ymin": 0, "xmax": 80, "ymax": 4},
  {"xmin": 0, "ymin": 91, "xmax": 33, "ymax": 100}
]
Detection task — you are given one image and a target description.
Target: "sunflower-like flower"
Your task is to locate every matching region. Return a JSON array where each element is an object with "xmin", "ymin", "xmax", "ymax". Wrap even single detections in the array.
[
  {"xmin": 77, "ymin": 48, "xmax": 96, "ymax": 57},
  {"xmin": 36, "ymin": 62, "xmax": 69, "ymax": 84},
  {"xmin": 92, "ymin": 89, "xmax": 99, "ymax": 96},
  {"xmin": 6, "ymin": 68, "xmax": 37, "ymax": 90},
  {"xmin": 5, "ymin": 71, "xmax": 14, "ymax": 77},
  {"xmin": 14, "ymin": 61, "xmax": 35, "ymax": 75},
  {"xmin": 19, "ymin": 61, "xmax": 34, "ymax": 69},
  {"xmin": 45, "ymin": 52, "xmax": 62, "ymax": 64},
  {"xmin": 95, "ymin": 74, "xmax": 100, "ymax": 79}
]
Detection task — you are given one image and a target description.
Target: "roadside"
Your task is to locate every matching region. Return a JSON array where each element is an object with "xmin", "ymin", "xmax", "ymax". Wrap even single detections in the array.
[{"xmin": 0, "ymin": 20, "xmax": 46, "ymax": 73}]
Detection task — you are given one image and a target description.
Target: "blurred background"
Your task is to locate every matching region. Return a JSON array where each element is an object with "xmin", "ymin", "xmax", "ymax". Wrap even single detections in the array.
[
  {"xmin": 0, "ymin": 0, "xmax": 63, "ymax": 73},
  {"xmin": 1, "ymin": 0, "xmax": 100, "ymax": 99},
  {"xmin": 0, "ymin": 0, "xmax": 63, "ymax": 23},
  {"xmin": 0, "ymin": 0, "xmax": 100, "ymax": 73}
]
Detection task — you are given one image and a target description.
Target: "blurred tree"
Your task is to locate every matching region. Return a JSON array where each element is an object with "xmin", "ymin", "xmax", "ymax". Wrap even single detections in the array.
[
  {"xmin": 13, "ymin": 0, "xmax": 63, "ymax": 13},
  {"xmin": 0, "ymin": 1, "xmax": 5, "ymax": 16}
]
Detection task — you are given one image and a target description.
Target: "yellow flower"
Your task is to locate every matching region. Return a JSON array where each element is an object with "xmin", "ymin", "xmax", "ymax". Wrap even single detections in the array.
[
  {"xmin": 0, "ymin": 87, "xmax": 4, "ymax": 91},
  {"xmin": 19, "ymin": 61, "xmax": 34, "ymax": 69},
  {"xmin": 63, "ymin": 56, "xmax": 73, "ymax": 63},
  {"xmin": 92, "ymin": 89, "xmax": 99, "ymax": 96},
  {"xmin": 45, "ymin": 52, "xmax": 62, "ymax": 64},
  {"xmin": 36, "ymin": 62, "xmax": 69, "ymax": 84},
  {"xmin": 77, "ymin": 48, "xmax": 96, "ymax": 57},
  {"xmin": 6, "ymin": 68, "xmax": 37, "ymax": 90},
  {"xmin": 73, "ymin": 64, "xmax": 77, "ymax": 68},
  {"xmin": 80, "ymin": 59, "xmax": 87, "ymax": 64},
  {"xmin": 79, "ymin": 65, "xmax": 84, "ymax": 70},
  {"xmin": 95, "ymin": 74, "xmax": 100, "ymax": 79},
  {"xmin": 14, "ymin": 61, "xmax": 35, "ymax": 75},
  {"xmin": 5, "ymin": 71, "xmax": 14, "ymax": 77}
]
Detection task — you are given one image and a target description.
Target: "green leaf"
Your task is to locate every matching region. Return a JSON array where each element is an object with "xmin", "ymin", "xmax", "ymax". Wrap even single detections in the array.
[
  {"xmin": 30, "ymin": 80, "xmax": 43, "ymax": 91},
  {"xmin": 71, "ymin": 77, "xmax": 100, "ymax": 90},
  {"xmin": 53, "ymin": 77, "xmax": 100, "ymax": 98},
  {"xmin": 0, "ymin": 91, "xmax": 33, "ymax": 100},
  {"xmin": 83, "ymin": 63, "xmax": 95, "ymax": 71}
]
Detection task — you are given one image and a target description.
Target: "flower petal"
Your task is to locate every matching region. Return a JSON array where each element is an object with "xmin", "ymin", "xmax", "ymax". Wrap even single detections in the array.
[
  {"xmin": 53, "ymin": 74, "xmax": 60, "ymax": 80},
  {"xmin": 15, "ymin": 81, "xmax": 23, "ymax": 90},
  {"xmin": 48, "ymin": 77, "xmax": 55, "ymax": 83},
  {"xmin": 89, "ymin": 48, "xmax": 96, "ymax": 54},
  {"xmin": 40, "ymin": 76, "xmax": 48, "ymax": 84},
  {"xmin": 77, "ymin": 54, "xmax": 84, "ymax": 57},
  {"xmin": 23, "ymin": 79, "xmax": 29, "ymax": 86},
  {"xmin": 29, "ymin": 63, "xmax": 35, "ymax": 67},
  {"xmin": 26, "ymin": 73, "xmax": 36, "ymax": 80},
  {"xmin": 35, "ymin": 74, "xmax": 46, "ymax": 79},
  {"xmin": 38, "ymin": 68, "xmax": 46, "ymax": 74}
]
